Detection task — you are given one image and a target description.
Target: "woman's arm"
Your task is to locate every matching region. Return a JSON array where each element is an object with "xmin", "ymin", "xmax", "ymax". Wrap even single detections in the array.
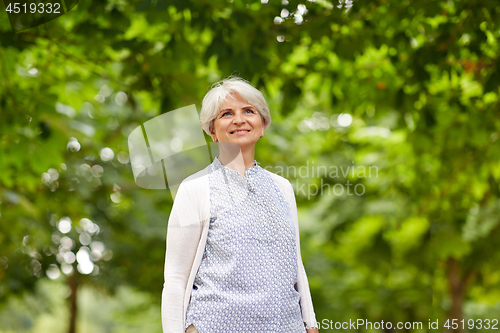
[
  {"xmin": 285, "ymin": 180, "xmax": 319, "ymax": 331},
  {"xmin": 162, "ymin": 183, "xmax": 201, "ymax": 333}
]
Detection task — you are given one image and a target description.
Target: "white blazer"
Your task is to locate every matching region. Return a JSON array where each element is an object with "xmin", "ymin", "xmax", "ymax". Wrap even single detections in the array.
[{"xmin": 161, "ymin": 165, "xmax": 317, "ymax": 332}]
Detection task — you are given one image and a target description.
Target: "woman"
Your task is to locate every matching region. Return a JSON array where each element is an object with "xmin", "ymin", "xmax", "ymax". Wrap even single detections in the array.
[{"xmin": 161, "ymin": 76, "xmax": 319, "ymax": 333}]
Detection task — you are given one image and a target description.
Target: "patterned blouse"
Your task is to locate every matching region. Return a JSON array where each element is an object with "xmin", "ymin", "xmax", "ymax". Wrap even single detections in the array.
[{"xmin": 184, "ymin": 156, "xmax": 306, "ymax": 333}]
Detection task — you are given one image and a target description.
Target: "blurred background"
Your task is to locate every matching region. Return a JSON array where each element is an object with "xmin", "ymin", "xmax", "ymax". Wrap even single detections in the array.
[{"xmin": 1, "ymin": 0, "xmax": 499, "ymax": 332}]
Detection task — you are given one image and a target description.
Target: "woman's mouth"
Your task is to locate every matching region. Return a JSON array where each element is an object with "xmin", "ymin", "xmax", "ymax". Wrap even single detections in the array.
[{"xmin": 230, "ymin": 130, "xmax": 250, "ymax": 134}]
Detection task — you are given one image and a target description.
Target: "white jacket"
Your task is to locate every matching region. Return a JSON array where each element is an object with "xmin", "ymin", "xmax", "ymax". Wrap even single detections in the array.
[{"xmin": 161, "ymin": 165, "xmax": 317, "ymax": 332}]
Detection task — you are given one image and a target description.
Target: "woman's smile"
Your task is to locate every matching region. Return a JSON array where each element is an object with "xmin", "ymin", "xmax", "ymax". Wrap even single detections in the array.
[{"xmin": 230, "ymin": 129, "xmax": 251, "ymax": 135}]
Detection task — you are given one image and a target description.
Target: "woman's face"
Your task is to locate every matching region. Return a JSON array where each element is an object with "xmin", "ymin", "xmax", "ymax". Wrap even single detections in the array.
[{"xmin": 211, "ymin": 92, "xmax": 265, "ymax": 149}]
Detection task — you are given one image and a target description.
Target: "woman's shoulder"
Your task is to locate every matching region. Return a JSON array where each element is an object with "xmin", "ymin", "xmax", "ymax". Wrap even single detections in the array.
[
  {"xmin": 170, "ymin": 166, "xmax": 212, "ymax": 224},
  {"xmin": 173, "ymin": 165, "xmax": 211, "ymax": 203},
  {"xmin": 261, "ymin": 168, "xmax": 294, "ymax": 195},
  {"xmin": 179, "ymin": 165, "xmax": 211, "ymax": 190}
]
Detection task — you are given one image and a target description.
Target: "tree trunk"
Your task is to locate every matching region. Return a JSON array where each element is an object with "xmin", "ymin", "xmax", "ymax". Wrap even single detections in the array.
[
  {"xmin": 68, "ymin": 272, "xmax": 78, "ymax": 333},
  {"xmin": 446, "ymin": 257, "xmax": 475, "ymax": 333}
]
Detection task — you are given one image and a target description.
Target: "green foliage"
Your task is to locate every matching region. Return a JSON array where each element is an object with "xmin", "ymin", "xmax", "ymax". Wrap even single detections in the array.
[{"xmin": 1, "ymin": 0, "xmax": 500, "ymax": 331}]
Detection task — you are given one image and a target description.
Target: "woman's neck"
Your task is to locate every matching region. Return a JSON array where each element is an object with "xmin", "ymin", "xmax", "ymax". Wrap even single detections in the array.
[{"xmin": 217, "ymin": 143, "xmax": 256, "ymax": 178}]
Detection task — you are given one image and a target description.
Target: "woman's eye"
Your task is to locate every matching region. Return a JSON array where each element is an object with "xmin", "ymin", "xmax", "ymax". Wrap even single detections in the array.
[
  {"xmin": 246, "ymin": 109, "xmax": 255, "ymax": 114},
  {"xmin": 222, "ymin": 112, "xmax": 231, "ymax": 117}
]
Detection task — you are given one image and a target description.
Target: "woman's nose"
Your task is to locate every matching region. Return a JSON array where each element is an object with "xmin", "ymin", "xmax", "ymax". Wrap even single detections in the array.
[{"xmin": 233, "ymin": 111, "xmax": 245, "ymax": 124}]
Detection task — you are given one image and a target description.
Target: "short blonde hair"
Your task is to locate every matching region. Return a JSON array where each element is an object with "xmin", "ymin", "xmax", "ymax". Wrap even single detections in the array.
[{"xmin": 200, "ymin": 76, "xmax": 272, "ymax": 136}]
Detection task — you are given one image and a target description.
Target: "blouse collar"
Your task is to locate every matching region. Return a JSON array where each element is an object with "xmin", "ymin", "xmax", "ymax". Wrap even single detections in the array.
[{"xmin": 212, "ymin": 156, "xmax": 260, "ymax": 179}]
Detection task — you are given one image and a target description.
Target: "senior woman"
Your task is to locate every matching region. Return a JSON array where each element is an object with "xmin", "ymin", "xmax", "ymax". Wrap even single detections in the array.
[{"xmin": 161, "ymin": 76, "xmax": 319, "ymax": 333}]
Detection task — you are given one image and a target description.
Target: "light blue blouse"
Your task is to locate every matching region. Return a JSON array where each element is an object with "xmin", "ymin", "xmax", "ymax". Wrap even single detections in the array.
[{"xmin": 184, "ymin": 156, "xmax": 306, "ymax": 333}]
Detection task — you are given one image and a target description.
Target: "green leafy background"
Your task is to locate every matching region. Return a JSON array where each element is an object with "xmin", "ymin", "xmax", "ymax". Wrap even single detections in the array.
[{"xmin": 1, "ymin": 0, "xmax": 499, "ymax": 332}]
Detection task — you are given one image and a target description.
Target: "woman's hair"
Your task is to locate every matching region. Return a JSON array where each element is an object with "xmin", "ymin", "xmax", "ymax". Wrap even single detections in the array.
[{"xmin": 200, "ymin": 76, "xmax": 272, "ymax": 136}]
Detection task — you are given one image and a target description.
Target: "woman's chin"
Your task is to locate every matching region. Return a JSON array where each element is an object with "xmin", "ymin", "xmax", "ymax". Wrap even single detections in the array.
[
  {"xmin": 225, "ymin": 138, "xmax": 258, "ymax": 149},
  {"xmin": 231, "ymin": 138, "xmax": 257, "ymax": 146}
]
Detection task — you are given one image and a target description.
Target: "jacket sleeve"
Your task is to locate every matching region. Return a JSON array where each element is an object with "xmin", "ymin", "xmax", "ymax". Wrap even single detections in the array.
[
  {"xmin": 285, "ymin": 180, "xmax": 318, "ymax": 329},
  {"xmin": 162, "ymin": 182, "xmax": 202, "ymax": 333}
]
